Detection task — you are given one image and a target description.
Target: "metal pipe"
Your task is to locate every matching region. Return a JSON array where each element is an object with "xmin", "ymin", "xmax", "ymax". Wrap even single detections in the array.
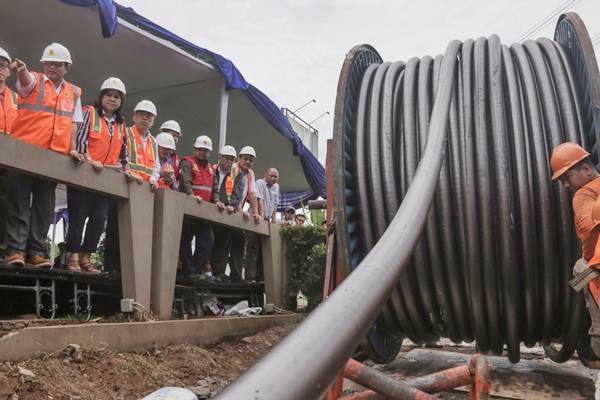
[{"xmin": 342, "ymin": 359, "xmax": 435, "ymax": 400}]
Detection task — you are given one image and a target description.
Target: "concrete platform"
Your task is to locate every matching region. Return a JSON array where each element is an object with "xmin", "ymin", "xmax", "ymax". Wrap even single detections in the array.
[{"xmin": 0, "ymin": 314, "xmax": 303, "ymax": 361}]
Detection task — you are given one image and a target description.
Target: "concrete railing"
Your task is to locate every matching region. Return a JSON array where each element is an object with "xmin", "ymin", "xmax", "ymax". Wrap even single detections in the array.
[{"xmin": 0, "ymin": 135, "xmax": 288, "ymax": 319}]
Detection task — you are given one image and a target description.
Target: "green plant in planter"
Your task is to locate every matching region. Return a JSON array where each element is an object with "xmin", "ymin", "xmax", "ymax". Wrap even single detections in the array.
[{"xmin": 280, "ymin": 225, "xmax": 326, "ymax": 311}]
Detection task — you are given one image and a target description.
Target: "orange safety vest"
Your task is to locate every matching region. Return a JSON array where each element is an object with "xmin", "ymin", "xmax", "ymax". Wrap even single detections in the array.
[
  {"xmin": 11, "ymin": 72, "xmax": 81, "ymax": 154},
  {"xmin": 0, "ymin": 86, "xmax": 17, "ymax": 135},
  {"xmin": 126, "ymin": 126, "xmax": 156, "ymax": 182},
  {"xmin": 184, "ymin": 156, "xmax": 215, "ymax": 201},
  {"xmin": 157, "ymin": 161, "xmax": 175, "ymax": 190},
  {"xmin": 85, "ymin": 105, "xmax": 126, "ymax": 167}
]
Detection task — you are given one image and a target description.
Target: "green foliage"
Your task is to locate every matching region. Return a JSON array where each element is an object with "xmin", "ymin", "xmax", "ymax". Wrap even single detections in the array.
[
  {"xmin": 280, "ymin": 225, "xmax": 326, "ymax": 311},
  {"xmin": 310, "ymin": 209, "xmax": 326, "ymax": 227}
]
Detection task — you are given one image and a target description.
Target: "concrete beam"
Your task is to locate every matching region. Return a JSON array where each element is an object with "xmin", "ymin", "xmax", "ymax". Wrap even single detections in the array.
[
  {"xmin": 0, "ymin": 314, "xmax": 303, "ymax": 361},
  {"xmin": 119, "ymin": 182, "xmax": 155, "ymax": 310},
  {"xmin": 0, "ymin": 135, "xmax": 130, "ymax": 198},
  {"xmin": 151, "ymin": 189, "xmax": 270, "ymax": 319},
  {"xmin": 262, "ymin": 223, "xmax": 285, "ymax": 308}
]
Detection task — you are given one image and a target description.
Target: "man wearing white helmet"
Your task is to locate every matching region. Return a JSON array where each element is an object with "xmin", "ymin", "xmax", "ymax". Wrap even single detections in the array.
[
  {"xmin": 65, "ymin": 77, "xmax": 130, "ymax": 273},
  {"xmin": 155, "ymin": 132, "xmax": 177, "ymax": 190},
  {"xmin": 158, "ymin": 120, "xmax": 182, "ymax": 182},
  {"xmin": 225, "ymin": 145, "xmax": 261, "ymax": 282},
  {"xmin": 0, "ymin": 46, "xmax": 18, "ymax": 261},
  {"xmin": 105, "ymin": 99, "xmax": 160, "ymax": 273},
  {"xmin": 5, "ymin": 43, "xmax": 83, "ymax": 268},
  {"xmin": 178, "ymin": 134, "xmax": 216, "ymax": 279},
  {"xmin": 209, "ymin": 145, "xmax": 245, "ymax": 281}
]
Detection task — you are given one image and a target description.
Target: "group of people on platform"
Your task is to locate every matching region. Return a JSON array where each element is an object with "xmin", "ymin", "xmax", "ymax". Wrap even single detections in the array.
[{"xmin": 0, "ymin": 43, "xmax": 308, "ymax": 283}]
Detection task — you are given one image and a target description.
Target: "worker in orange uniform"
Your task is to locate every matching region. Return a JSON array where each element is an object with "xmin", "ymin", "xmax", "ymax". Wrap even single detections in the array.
[
  {"xmin": 158, "ymin": 120, "xmax": 182, "ymax": 181},
  {"xmin": 550, "ymin": 142, "xmax": 600, "ymax": 356},
  {"xmin": 155, "ymin": 132, "xmax": 177, "ymax": 190},
  {"xmin": 178, "ymin": 135, "xmax": 215, "ymax": 280},
  {"xmin": 5, "ymin": 43, "xmax": 83, "ymax": 268},
  {"xmin": 66, "ymin": 77, "xmax": 130, "ymax": 273},
  {"xmin": 0, "ymin": 46, "xmax": 18, "ymax": 261},
  {"xmin": 104, "ymin": 99, "xmax": 159, "ymax": 273}
]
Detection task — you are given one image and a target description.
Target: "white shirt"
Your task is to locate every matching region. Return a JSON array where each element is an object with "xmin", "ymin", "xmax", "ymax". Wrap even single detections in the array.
[
  {"xmin": 143, "ymin": 131, "xmax": 161, "ymax": 185},
  {"xmin": 16, "ymin": 72, "xmax": 83, "ymax": 123}
]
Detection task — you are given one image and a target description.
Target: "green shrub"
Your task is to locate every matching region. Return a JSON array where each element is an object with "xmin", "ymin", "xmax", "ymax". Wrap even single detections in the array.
[{"xmin": 280, "ymin": 225, "xmax": 326, "ymax": 311}]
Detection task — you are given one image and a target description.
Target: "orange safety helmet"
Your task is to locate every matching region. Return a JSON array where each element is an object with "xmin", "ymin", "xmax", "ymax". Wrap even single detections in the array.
[{"xmin": 550, "ymin": 142, "xmax": 590, "ymax": 180}]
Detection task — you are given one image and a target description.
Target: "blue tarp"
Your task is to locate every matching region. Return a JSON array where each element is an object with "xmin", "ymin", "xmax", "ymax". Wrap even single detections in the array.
[{"xmin": 61, "ymin": 0, "xmax": 326, "ymax": 207}]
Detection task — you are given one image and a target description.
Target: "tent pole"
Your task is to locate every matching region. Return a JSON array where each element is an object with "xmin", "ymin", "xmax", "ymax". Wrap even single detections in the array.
[{"xmin": 218, "ymin": 80, "xmax": 229, "ymax": 151}]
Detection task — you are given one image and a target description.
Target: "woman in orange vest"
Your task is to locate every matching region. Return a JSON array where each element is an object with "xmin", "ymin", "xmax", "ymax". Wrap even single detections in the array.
[
  {"xmin": 103, "ymin": 99, "xmax": 159, "ymax": 273},
  {"xmin": 65, "ymin": 77, "xmax": 128, "ymax": 273},
  {"xmin": 5, "ymin": 43, "xmax": 83, "ymax": 268},
  {"xmin": 0, "ymin": 46, "xmax": 17, "ymax": 260}
]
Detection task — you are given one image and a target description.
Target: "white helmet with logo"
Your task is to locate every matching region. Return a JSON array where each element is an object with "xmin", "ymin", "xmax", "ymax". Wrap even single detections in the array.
[
  {"xmin": 219, "ymin": 145, "xmax": 237, "ymax": 158},
  {"xmin": 155, "ymin": 132, "xmax": 176, "ymax": 151},
  {"xmin": 40, "ymin": 42, "xmax": 72, "ymax": 64},
  {"xmin": 0, "ymin": 47, "xmax": 10, "ymax": 63},
  {"xmin": 134, "ymin": 100, "xmax": 157, "ymax": 116},
  {"xmin": 239, "ymin": 146, "xmax": 256, "ymax": 158},
  {"xmin": 100, "ymin": 77, "xmax": 126, "ymax": 95},
  {"xmin": 194, "ymin": 135, "xmax": 213, "ymax": 151},
  {"xmin": 160, "ymin": 120, "xmax": 182, "ymax": 135}
]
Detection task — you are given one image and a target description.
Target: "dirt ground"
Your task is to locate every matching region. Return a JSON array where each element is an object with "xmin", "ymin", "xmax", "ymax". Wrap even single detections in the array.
[{"xmin": 0, "ymin": 323, "xmax": 297, "ymax": 400}]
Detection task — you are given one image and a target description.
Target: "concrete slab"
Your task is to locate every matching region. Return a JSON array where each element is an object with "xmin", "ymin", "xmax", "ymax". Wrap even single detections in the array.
[{"xmin": 0, "ymin": 314, "xmax": 303, "ymax": 361}]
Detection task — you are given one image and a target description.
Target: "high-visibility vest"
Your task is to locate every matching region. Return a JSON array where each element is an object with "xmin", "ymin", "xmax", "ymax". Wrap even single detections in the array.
[
  {"xmin": 0, "ymin": 86, "xmax": 17, "ymax": 135},
  {"xmin": 183, "ymin": 156, "xmax": 215, "ymax": 201},
  {"xmin": 126, "ymin": 126, "xmax": 156, "ymax": 182},
  {"xmin": 231, "ymin": 163, "xmax": 254, "ymax": 204},
  {"xmin": 11, "ymin": 72, "xmax": 81, "ymax": 154},
  {"xmin": 157, "ymin": 160, "xmax": 175, "ymax": 190},
  {"xmin": 85, "ymin": 105, "xmax": 125, "ymax": 167}
]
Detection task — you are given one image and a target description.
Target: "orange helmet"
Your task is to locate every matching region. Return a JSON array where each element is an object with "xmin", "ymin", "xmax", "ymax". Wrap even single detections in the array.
[{"xmin": 550, "ymin": 142, "xmax": 590, "ymax": 180}]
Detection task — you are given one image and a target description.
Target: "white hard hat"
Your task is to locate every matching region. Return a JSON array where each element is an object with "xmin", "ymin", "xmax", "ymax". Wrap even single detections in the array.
[
  {"xmin": 160, "ymin": 120, "xmax": 182, "ymax": 135},
  {"xmin": 239, "ymin": 146, "xmax": 256, "ymax": 158},
  {"xmin": 134, "ymin": 100, "xmax": 157, "ymax": 116},
  {"xmin": 0, "ymin": 47, "xmax": 10, "ymax": 63},
  {"xmin": 40, "ymin": 42, "xmax": 72, "ymax": 64},
  {"xmin": 100, "ymin": 77, "xmax": 126, "ymax": 95},
  {"xmin": 219, "ymin": 145, "xmax": 237, "ymax": 158},
  {"xmin": 155, "ymin": 132, "xmax": 176, "ymax": 151},
  {"xmin": 193, "ymin": 135, "xmax": 213, "ymax": 151}
]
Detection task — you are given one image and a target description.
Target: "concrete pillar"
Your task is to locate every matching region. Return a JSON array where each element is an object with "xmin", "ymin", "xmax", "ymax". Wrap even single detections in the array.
[
  {"xmin": 262, "ymin": 223, "xmax": 285, "ymax": 308},
  {"xmin": 118, "ymin": 182, "xmax": 154, "ymax": 312},
  {"xmin": 151, "ymin": 190, "xmax": 184, "ymax": 320}
]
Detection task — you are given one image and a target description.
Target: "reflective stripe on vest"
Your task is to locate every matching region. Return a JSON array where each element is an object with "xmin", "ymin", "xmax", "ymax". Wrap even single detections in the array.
[
  {"xmin": 0, "ymin": 87, "xmax": 18, "ymax": 135},
  {"xmin": 126, "ymin": 126, "xmax": 156, "ymax": 181},
  {"xmin": 11, "ymin": 72, "xmax": 81, "ymax": 154},
  {"xmin": 183, "ymin": 156, "xmax": 214, "ymax": 201},
  {"xmin": 86, "ymin": 105, "xmax": 125, "ymax": 167}
]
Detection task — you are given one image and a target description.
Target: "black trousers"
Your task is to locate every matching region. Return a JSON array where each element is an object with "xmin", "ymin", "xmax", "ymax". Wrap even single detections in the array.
[
  {"xmin": 179, "ymin": 217, "xmax": 214, "ymax": 276},
  {"xmin": 65, "ymin": 187, "xmax": 110, "ymax": 253},
  {"xmin": 6, "ymin": 171, "xmax": 56, "ymax": 257},
  {"xmin": 103, "ymin": 201, "xmax": 120, "ymax": 272},
  {"xmin": 210, "ymin": 226, "xmax": 246, "ymax": 280},
  {"xmin": 0, "ymin": 168, "xmax": 7, "ymax": 252}
]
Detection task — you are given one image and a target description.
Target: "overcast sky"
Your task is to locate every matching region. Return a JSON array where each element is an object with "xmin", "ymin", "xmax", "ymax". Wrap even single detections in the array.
[{"xmin": 117, "ymin": 0, "xmax": 600, "ymax": 162}]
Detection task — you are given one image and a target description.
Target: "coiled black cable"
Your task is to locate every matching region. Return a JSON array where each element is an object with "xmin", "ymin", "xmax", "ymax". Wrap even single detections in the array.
[{"xmin": 353, "ymin": 35, "xmax": 590, "ymax": 363}]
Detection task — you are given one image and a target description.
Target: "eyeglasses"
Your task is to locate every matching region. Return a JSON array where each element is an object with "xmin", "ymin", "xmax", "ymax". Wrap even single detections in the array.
[{"xmin": 0, "ymin": 63, "xmax": 9, "ymax": 69}]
